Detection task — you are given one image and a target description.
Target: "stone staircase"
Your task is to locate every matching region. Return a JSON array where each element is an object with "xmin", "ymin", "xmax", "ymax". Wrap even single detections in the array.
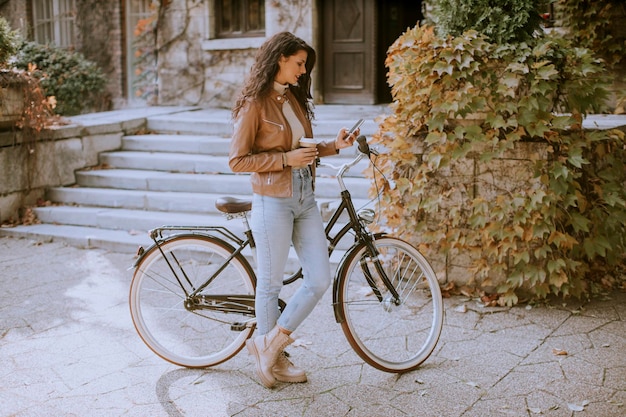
[{"xmin": 1, "ymin": 106, "xmax": 388, "ymax": 258}]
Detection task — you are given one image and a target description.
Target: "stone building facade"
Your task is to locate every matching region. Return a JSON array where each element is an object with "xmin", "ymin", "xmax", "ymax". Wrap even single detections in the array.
[
  {"xmin": 1, "ymin": 1, "xmax": 623, "ymax": 111},
  {"xmin": 1, "ymin": 0, "xmax": 425, "ymax": 110},
  {"xmin": 155, "ymin": 0, "xmax": 316, "ymax": 108}
]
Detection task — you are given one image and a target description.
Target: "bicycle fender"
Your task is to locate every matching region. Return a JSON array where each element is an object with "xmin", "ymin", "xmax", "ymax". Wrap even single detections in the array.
[
  {"xmin": 130, "ymin": 234, "xmax": 194, "ymax": 269},
  {"xmin": 332, "ymin": 233, "xmax": 386, "ymax": 324},
  {"xmin": 131, "ymin": 233, "xmax": 247, "ymax": 270}
]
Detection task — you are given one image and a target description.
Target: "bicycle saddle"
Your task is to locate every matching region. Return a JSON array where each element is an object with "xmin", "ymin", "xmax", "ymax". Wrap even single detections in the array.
[{"xmin": 215, "ymin": 196, "xmax": 252, "ymax": 214}]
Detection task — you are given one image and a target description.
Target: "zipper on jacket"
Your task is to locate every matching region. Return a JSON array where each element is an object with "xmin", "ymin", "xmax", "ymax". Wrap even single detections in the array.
[{"xmin": 263, "ymin": 119, "xmax": 284, "ymax": 131}]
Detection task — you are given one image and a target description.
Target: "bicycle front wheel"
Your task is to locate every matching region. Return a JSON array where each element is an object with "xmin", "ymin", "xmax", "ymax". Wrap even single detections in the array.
[
  {"xmin": 129, "ymin": 235, "xmax": 256, "ymax": 368},
  {"xmin": 337, "ymin": 236, "xmax": 443, "ymax": 373}
]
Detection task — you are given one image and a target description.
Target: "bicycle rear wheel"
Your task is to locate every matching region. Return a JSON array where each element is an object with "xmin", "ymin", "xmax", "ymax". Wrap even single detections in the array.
[
  {"xmin": 337, "ymin": 236, "xmax": 443, "ymax": 373},
  {"xmin": 129, "ymin": 235, "xmax": 256, "ymax": 368}
]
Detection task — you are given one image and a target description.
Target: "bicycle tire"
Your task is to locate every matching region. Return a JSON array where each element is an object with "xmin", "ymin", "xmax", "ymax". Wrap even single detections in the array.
[
  {"xmin": 129, "ymin": 234, "xmax": 256, "ymax": 368},
  {"xmin": 336, "ymin": 236, "xmax": 443, "ymax": 373}
]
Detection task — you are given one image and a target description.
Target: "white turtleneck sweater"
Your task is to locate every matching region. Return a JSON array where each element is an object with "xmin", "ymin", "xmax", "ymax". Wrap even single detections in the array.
[{"xmin": 274, "ymin": 81, "xmax": 306, "ymax": 150}]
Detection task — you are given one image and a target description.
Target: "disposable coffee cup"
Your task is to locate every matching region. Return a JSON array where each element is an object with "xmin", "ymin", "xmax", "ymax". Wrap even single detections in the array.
[{"xmin": 299, "ymin": 137, "xmax": 317, "ymax": 148}]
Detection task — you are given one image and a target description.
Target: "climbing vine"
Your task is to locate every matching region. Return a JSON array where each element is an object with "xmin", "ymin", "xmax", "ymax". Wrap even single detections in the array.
[{"xmin": 372, "ymin": 25, "xmax": 626, "ymax": 305}]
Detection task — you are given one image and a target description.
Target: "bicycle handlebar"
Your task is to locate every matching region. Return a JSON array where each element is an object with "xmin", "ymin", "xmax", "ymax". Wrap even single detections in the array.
[
  {"xmin": 317, "ymin": 135, "xmax": 376, "ymax": 170},
  {"xmin": 317, "ymin": 135, "xmax": 377, "ymax": 191}
]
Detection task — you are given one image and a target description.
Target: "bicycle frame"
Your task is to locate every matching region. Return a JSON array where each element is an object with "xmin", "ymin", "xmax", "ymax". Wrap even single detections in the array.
[{"xmin": 132, "ymin": 138, "xmax": 401, "ymax": 325}]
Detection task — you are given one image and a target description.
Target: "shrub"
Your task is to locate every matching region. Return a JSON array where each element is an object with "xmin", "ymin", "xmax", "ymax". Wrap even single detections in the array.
[
  {"xmin": 559, "ymin": 0, "xmax": 626, "ymax": 70},
  {"xmin": 13, "ymin": 42, "xmax": 107, "ymax": 115},
  {"xmin": 426, "ymin": 0, "xmax": 546, "ymax": 44},
  {"xmin": 372, "ymin": 25, "xmax": 626, "ymax": 305}
]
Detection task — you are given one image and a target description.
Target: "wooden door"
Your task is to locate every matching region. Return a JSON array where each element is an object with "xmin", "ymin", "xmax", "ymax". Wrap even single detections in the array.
[{"xmin": 322, "ymin": 0, "xmax": 376, "ymax": 104}]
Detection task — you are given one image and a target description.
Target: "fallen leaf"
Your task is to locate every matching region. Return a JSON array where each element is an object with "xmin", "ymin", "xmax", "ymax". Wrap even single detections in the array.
[
  {"xmin": 567, "ymin": 400, "xmax": 589, "ymax": 412},
  {"xmin": 459, "ymin": 286, "xmax": 474, "ymax": 297},
  {"xmin": 552, "ymin": 348, "xmax": 568, "ymax": 356},
  {"xmin": 527, "ymin": 407, "xmax": 542, "ymax": 414},
  {"xmin": 454, "ymin": 304, "xmax": 467, "ymax": 313},
  {"xmin": 568, "ymin": 403, "xmax": 584, "ymax": 412},
  {"xmin": 291, "ymin": 338, "xmax": 312, "ymax": 348}
]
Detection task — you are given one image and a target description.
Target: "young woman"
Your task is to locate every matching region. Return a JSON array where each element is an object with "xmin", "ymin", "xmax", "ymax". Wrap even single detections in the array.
[{"xmin": 229, "ymin": 32, "xmax": 358, "ymax": 388}]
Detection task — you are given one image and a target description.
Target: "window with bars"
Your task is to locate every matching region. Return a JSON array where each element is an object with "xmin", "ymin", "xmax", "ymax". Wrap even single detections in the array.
[
  {"xmin": 32, "ymin": 0, "xmax": 76, "ymax": 48},
  {"xmin": 216, "ymin": 0, "xmax": 265, "ymax": 38}
]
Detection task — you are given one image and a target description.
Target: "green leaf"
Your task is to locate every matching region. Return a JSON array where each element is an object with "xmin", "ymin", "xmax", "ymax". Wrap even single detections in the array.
[
  {"xmin": 536, "ymin": 64, "xmax": 560, "ymax": 80},
  {"xmin": 547, "ymin": 258, "xmax": 566, "ymax": 274},
  {"xmin": 425, "ymin": 152, "xmax": 443, "ymax": 170},
  {"xmin": 567, "ymin": 148, "xmax": 587, "ymax": 168},
  {"xmin": 551, "ymin": 162, "xmax": 569, "ymax": 180},
  {"xmin": 425, "ymin": 131, "xmax": 446, "ymax": 145},
  {"xmin": 433, "ymin": 61, "xmax": 454, "ymax": 76},
  {"xmin": 534, "ymin": 245, "xmax": 552, "ymax": 259},
  {"xmin": 570, "ymin": 212, "xmax": 590, "ymax": 233},
  {"xmin": 485, "ymin": 113, "xmax": 508, "ymax": 129},
  {"xmin": 513, "ymin": 251, "xmax": 530, "ymax": 265}
]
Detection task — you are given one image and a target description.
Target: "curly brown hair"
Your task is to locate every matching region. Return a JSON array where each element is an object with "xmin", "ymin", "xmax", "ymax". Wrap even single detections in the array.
[{"xmin": 232, "ymin": 32, "xmax": 316, "ymax": 120}]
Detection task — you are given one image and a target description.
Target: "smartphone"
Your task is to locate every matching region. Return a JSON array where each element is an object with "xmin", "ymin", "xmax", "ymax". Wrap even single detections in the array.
[{"xmin": 347, "ymin": 118, "xmax": 365, "ymax": 135}]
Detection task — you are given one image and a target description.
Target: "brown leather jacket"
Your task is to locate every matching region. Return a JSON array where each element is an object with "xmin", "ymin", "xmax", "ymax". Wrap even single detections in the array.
[{"xmin": 229, "ymin": 89, "xmax": 338, "ymax": 197}]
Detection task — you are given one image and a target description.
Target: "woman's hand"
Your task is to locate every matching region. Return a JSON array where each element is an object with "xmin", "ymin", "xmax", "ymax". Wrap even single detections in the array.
[
  {"xmin": 335, "ymin": 127, "xmax": 359, "ymax": 150},
  {"xmin": 285, "ymin": 147, "xmax": 318, "ymax": 166}
]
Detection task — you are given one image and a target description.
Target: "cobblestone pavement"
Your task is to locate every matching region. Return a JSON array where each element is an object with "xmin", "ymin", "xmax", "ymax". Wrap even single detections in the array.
[{"xmin": 1, "ymin": 236, "xmax": 624, "ymax": 417}]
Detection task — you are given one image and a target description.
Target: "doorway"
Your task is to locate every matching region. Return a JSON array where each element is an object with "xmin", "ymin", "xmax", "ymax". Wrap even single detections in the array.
[{"xmin": 321, "ymin": 0, "xmax": 423, "ymax": 104}]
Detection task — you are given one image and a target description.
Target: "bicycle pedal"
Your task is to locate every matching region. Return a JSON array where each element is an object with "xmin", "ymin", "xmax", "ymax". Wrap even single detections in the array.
[{"xmin": 231, "ymin": 322, "xmax": 246, "ymax": 331}]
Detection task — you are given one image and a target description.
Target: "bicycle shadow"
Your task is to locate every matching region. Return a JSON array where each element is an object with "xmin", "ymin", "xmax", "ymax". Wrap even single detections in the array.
[{"xmin": 156, "ymin": 368, "xmax": 196, "ymax": 417}]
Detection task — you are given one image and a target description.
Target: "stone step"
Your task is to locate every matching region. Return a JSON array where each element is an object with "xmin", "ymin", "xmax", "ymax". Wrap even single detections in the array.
[
  {"xmin": 0, "ymin": 223, "xmax": 150, "ymax": 254},
  {"xmin": 45, "ymin": 186, "xmax": 374, "ymax": 216},
  {"xmin": 144, "ymin": 106, "xmax": 387, "ymax": 137},
  {"xmin": 76, "ymin": 169, "xmax": 251, "ymax": 193},
  {"xmin": 122, "ymin": 134, "xmax": 232, "ymax": 154},
  {"xmin": 121, "ymin": 133, "xmax": 376, "ymax": 156},
  {"xmin": 0, "ymin": 223, "xmax": 348, "ymax": 271},
  {"xmin": 98, "ymin": 149, "xmax": 372, "ymax": 178},
  {"xmin": 32, "ymin": 206, "xmax": 237, "ymax": 234},
  {"xmin": 74, "ymin": 169, "xmax": 370, "ymax": 198},
  {"xmin": 30, "ymin": 205, "xmax": 359, "ymax": 251},
  {"xmin": 0, "ymin": 105, "xmax": 390, "ymax": 256}
]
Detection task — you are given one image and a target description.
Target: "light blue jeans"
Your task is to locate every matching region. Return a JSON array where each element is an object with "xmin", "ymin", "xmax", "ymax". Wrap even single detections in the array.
[{"xmin": 251, "ymin": 167, "xmax": 331, "ymax": 335}]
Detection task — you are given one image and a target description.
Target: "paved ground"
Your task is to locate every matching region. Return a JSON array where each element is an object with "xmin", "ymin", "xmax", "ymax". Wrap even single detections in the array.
[{"xmin": 1, "ymin": 235, "xmax": 624, "ymax": 417}]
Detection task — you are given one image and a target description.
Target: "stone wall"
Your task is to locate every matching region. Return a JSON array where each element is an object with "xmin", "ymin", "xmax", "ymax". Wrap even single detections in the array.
[
  {"xmin": 157, "ymin": 0, "xmax": 316, "ymax": 109},
  {"xmin": 0, "ymin": 121, "xmax": 137, "ymax": 223},
  {"xmin": 75, "ymin": 0, "xmax": 124, "ymax": 109},
  {"xmin": 0, "ymin": 0, "xmax": 28, "ymax": 36},
  {"xmin": 437, "ymin": 142, "xmax": 549, "ymax": 288}
]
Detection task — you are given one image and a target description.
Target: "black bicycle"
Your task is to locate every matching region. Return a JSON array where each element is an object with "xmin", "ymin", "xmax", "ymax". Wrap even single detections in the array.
[{"xmin": 129, "ymin": 136, "xmax": 444, "ymax": 373}]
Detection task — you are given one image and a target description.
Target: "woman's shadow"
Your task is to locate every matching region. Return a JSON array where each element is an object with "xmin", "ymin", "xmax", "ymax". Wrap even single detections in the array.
[{"xmin": 156, "ymin": 368, "xmax": 236, "ymax": 417}]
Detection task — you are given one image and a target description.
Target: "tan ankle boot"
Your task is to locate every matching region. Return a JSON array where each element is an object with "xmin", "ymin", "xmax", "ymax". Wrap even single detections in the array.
[
  {"xmin": 273, "ymin": 351, "xmax": 307, "ymax": 383},
  {"xmin": 246, "ymin": 325, "xmax": 293, "ymax": 388}
]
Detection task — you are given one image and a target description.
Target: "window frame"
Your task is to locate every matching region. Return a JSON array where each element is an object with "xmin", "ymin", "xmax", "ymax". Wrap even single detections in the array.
[
  {"xmin": 31, "ymin": 0, "xmax": 76, "ymax": 48},
  {"xmin": 215, "ymin": 0, "xmax": 265, "ymax": 39}
]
